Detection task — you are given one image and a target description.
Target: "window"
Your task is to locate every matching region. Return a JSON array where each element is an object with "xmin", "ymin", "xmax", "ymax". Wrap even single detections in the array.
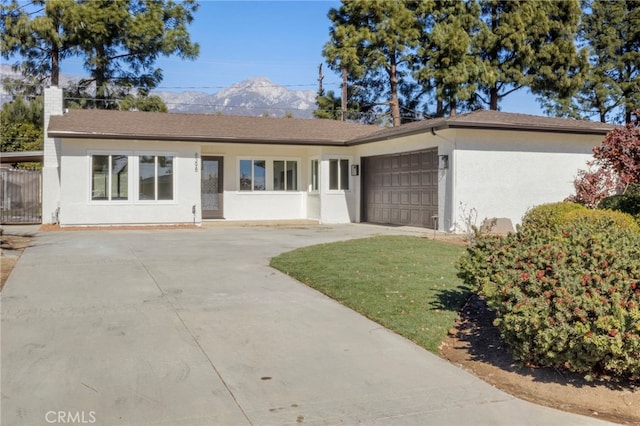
[
  {"xmin": 273, "ymin": 160, "xmax": 298, "ymax": 191},
  {"xmin": 139, "ymin": 155, "xmax": 174, "ymax": 201},
  {"xmin": 329, "ymin": 159, "xmax": 349, "ymax": 190},
  {"xmin": 310, "ymin": 159, "xmax": 319, "ymax": 191},
  {"xmin": 239, "ymin": 159, "xmax": 266, "ymax": 190},
  {"xmin": 91, "ymin": 154, "xmax": 128, "ymax": 201}
]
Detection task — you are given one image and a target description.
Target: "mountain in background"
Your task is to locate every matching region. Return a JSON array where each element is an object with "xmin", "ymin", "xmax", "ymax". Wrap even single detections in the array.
[
  {"xmin": 0, "ymin": 65, "xmax": 317, "ymax": 118},
  {"xmin": 152, "ymin": 77, "xmax": 317, "ymax": 118}
]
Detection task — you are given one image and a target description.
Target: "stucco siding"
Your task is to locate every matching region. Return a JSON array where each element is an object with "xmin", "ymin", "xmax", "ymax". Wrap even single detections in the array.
[
  {"xmin": 452, "ymin": 129, "xmax": 601, "ymax": 230},
  {"xmin": 59, "ymin": 139, "xmax": 201, "ymax": 226}
]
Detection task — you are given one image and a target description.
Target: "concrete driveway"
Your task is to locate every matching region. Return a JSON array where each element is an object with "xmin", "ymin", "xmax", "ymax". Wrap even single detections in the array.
[{"xmin": 1, "ymin": 224, "xmax": 611, "ymax": 425}]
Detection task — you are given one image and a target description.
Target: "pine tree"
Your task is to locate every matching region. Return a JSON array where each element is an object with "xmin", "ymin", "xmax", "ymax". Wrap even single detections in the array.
[
  {"xmin": 1, "ymin": 0, "xmax": 78, "ymax": 86},
  {"xmin": 571, "ymin": 0, "xmax": 639, "ymax": 123},
  {"xmin": 322, "ymin": 0, "xmax": 425, "ymax": 126},
  {"xmin": 473, "ymin": 0, "xmax": 584, "ymax": 110},
  {"xmin": 415, "ymin": 0, "xmax": 480, "ymax": 116},
  {"xmin": 1, "ymin": 0, "xmax": 199, "ymax": 108}
]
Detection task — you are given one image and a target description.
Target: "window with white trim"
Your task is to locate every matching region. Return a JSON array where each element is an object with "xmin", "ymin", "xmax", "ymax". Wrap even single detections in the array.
[
  {"xmin": 329, "ymin": 158, "xmax": 349, "ymax": 190},
  {"xmin": 139, "ymin": 155, "xmax": 174, "ymax": 201},
  {"xmin": 310, "ymin": 159, "xmax": 319, "ymax": 192},
  {"xmin": 273, "ymin": 160, "xmax": 298, "ymax": 191},
  {"xmin": 239, "ymin": 159, "xmax": 266, "ymax": 191},
  {"xmin": 91, "ymin": 154, "xmax": 129, "ymax": 201}
]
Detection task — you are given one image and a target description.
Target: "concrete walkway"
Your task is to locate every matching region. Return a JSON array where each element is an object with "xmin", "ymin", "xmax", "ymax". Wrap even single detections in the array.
[{"xmin": 1, "ymin": 224, "xmax": 613, "ymax": 425}]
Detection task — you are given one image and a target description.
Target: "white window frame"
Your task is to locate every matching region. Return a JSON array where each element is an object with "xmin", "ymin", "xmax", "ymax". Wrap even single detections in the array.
[
  {"xmin": 328, "ymin": 157, "xmax": 351, "ymax": 192},
  {"xmin": 88, "ymin": 151, "xmax": 132, "ymax": 204},
  {"xmin": 272, "ymin": 159, "xmax": 299, "ymax": 191},
  {"xmin": 309, "ymin": 158, "xmax": 320, "ymax": 193},
  {"xmin": 135, "ymin": 151, "xmax": 177, "ymax": 203},
  {"xmin": 237, "ymin": 157, "xmax": 301, "ymax": 192}
]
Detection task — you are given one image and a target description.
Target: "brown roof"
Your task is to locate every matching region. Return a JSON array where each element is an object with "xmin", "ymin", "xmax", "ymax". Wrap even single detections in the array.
[
  {"xmin": 351, "ymin": 110, "xmax": 618, "ymax": 144},
  {"xmin": 47, "ymin": 108, "xmax": 619, "ymax": 147},
  {"xmin": 47, "ymin": 109, "xmax": 380, "ymax": 146}
]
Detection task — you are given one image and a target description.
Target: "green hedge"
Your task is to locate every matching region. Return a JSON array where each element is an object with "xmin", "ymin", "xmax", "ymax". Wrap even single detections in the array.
[
  {"xmin": 457, "ymin": 215, "xmax": 640, "ymax": 379},
  {"xmin": 520, "ymin": 202, "xmax": 586, "ymax": 231},
  {"xmin": 598, "ymin": 194, "xmax": 640, "ymax": 220}
]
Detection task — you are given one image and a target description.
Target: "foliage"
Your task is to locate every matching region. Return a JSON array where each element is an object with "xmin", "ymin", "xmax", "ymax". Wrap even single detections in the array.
[
  {"xmin": 0, "ymin": 0, "xmax": 77, "ymax": 85},
  {"xmin": 323, "ymin": 0, "xmax": 425, "ymax": 126},
  {"xmin": 593, "ymin": 114, "xmax": 640, "ymax": 185},
  {"xmin": 599, "ymin": 194, "xmax": 640, "ymax": 221},
  {"xmin": 0, "ymin": 78, "xmax": 43, "ymax": 153},
  {"xmin": 549, "ymin": 0, "xmax": 640, "ymax": 123},
  {"xmin": 520, "ymin": 202, "xmax": 586, "ymax": 232},
  {"xmin": 415, "ymin": 0, "xmax": 481, "ymax": 116},
  {"xmin": 1, "ymin": 0, "xmax": 199, "ymax": 108},
  {"xmin": 563, "ymin": 209, "xmax": 640, "ymax": 233},
  {"xmin": 565, "ymin": 162, "xmax": 623, "ymax": 208},
  {"xmin": 472, "ymin": 0, "xmax": 585, "ymax": 111},
  {"xmin": 271, "ymin": 236, "xmax": 468, "ymax": 353},
  {"xmin": 457, "ymin": 217, "xmax": 640, "ymax": 379}
]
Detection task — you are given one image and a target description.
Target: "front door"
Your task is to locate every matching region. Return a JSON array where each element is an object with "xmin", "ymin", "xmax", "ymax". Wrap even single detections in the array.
[{"xmin": 201, "ymin": 156, "xmax": 224, "ymax": 219}]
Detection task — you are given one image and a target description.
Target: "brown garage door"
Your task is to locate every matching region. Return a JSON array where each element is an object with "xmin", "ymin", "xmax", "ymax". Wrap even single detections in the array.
[{"xmin": 362, "ymin": 148, "xmax": 438, "ymax": 228}]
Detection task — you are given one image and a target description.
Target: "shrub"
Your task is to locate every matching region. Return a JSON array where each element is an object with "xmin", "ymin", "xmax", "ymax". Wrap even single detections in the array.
[
  {"xmin": 598, "ymin": 194, "xmax": 640, "ymax": 222},
  {"xmin": 563, "ymin": 208, "xmax": 640, "ymax": 233},
  {"xmin": 520, "ymin": 202, "xmax": 586, "ymax": 231},
  {"xmin": 457, "ymin": 218, "xmax": 640, "ymax": 379}
]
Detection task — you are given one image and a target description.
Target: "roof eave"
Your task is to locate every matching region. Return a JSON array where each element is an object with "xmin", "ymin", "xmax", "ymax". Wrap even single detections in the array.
[{"xmin": 47, "ymin": 131, "xmax": 350, "ymax": 146}]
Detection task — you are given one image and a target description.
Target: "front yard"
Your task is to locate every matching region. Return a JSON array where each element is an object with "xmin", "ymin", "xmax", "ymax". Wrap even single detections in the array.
[{"xmin": 270, "ymin": 235, "xmax": 468, "ymax": 353}]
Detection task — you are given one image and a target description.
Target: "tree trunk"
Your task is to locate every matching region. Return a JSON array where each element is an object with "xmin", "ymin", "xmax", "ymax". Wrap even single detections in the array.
[
  {"xmin": 341, "ymin": 67, "xmax": 347, "ymax": 121},
  {"xmin": 389, "ymin": 54, "xmax": 401, "ymax": 127},
  {"xmin": 51, "ymin": 20, "xmax": 60, "ymax": 86},
  {"xmin": 489, "ymin": 87, "xmax": 499, "ymax": 110},
  {"xmin": 450, "ymin": 100, "xmax": 457, "ymax": 116}
]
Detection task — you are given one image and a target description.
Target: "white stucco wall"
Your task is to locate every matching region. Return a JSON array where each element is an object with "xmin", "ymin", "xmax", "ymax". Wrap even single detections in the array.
[
  {"xmin": 59, "ymin": 139, "xmax": 201, "ymax": 225},
  {"xmin": 451, "ymin": 129, "xmax": 603, "ymax": 230},
  {"xmin": 201, "ymin": 143, "xmax": 318, "ymax": 221}
]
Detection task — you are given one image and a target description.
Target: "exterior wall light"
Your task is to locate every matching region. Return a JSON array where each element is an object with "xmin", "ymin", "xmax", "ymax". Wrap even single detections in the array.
[
  {"xmin": 351, "ymin": 165, "xmax": 360, "ymax": 176},
  {"xmin": 439, "ymin": 154, "xmax": 449, "ymax": 170}
]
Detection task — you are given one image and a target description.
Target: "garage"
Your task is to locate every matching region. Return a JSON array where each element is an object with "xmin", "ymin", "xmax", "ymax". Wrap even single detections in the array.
[{"xmin": 362, "ymin": 148, "xmax": 439, "ymax": 228}]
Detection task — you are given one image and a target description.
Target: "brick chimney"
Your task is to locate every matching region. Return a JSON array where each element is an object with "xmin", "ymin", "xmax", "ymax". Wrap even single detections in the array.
[{"xmin": 42, "ymin": 86, "xmax": 64, "ymax": 224}]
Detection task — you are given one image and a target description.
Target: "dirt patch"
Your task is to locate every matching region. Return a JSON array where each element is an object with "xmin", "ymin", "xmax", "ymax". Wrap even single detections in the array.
[
  {"xmin": 1, "ymin": 234, "xmax": 33, "ymax": 291},
  {"xmin": 440, "ymin": 294, "xmax": 640, "ymax": 425}
]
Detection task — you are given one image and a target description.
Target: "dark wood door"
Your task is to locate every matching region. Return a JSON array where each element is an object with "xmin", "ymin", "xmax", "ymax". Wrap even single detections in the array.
[
  {"xmin": 201, "ymin": 156, "xmax": 224, "ymax": 219},
  {"xmin": 362, "ymin": 148, "xmax": 438, "ymax": 228}
]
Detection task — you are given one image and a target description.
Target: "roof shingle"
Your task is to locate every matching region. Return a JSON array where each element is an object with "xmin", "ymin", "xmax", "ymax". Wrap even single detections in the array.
[
  {"xmin": 48, "ymin": 109, "xmax": 380, "ymax": 145},
  {"xmin": 47, "ymin": 108, "xmax": 619, "ymax": 147}
]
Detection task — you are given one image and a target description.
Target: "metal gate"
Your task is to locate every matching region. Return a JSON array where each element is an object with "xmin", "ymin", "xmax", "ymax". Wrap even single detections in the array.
[{"xmin": 0, "ymin": 168, "xmax": 42, "ymax": 224}]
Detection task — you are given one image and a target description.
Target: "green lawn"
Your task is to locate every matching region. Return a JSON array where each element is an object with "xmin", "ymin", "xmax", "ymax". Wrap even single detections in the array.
[{"xmin": 270, "ymin": 235, "xmax": 469, "ymax": 353}]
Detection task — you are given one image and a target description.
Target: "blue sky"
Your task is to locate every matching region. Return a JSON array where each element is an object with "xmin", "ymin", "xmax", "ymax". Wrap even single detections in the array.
[{"xmin": 57, "ymin": 0, "xmax": 544, "ymax": 115}]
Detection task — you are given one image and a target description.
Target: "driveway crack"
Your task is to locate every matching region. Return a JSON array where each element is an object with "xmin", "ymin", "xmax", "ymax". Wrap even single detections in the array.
[{"xmin": 131, "ymin": 249, "xmax": 253, "ymax": 426}]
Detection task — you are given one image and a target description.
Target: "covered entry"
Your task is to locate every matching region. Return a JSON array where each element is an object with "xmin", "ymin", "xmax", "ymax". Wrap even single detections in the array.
[{"xmin": 362, "ymin": 148, "xmax": 439, "ymax": 228}]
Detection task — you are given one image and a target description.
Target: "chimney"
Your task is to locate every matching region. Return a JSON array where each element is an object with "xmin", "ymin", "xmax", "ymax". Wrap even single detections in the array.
[{"xmin": 42, "ymin": 86, "xmax": 64, "ymax": 224}]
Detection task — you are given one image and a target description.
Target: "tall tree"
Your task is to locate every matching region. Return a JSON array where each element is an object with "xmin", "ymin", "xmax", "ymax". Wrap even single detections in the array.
[
  {"xmin": 68, "ymin": 0, "xmax": 199, "ymax": 108},
  {"xmin": 1, "ymin": 0, "xmax": 78, "ymax": 85},
  {"xmin": 322, "ymin": 0, "xmax": 425, "ymax": 126},
  {"xmin": 1, "ymin": 0, "xmax": 199, "ymax": 108},
  {"xmin": 473, "ymin": 0, "xmax": 584, "ymax": 110},
  {"xmin": 555, "ymin": 0, "xmax": 640, "ymax": 123},
  {"xmin": 415, "ymin": 0, "xmax": 480, "ymax": 116}
]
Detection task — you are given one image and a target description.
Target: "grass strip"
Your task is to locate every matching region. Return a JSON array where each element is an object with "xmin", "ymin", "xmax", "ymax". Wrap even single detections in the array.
[{"xmin": 270, "ymin": 235, "xmax": 469, "ymax": 353}]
